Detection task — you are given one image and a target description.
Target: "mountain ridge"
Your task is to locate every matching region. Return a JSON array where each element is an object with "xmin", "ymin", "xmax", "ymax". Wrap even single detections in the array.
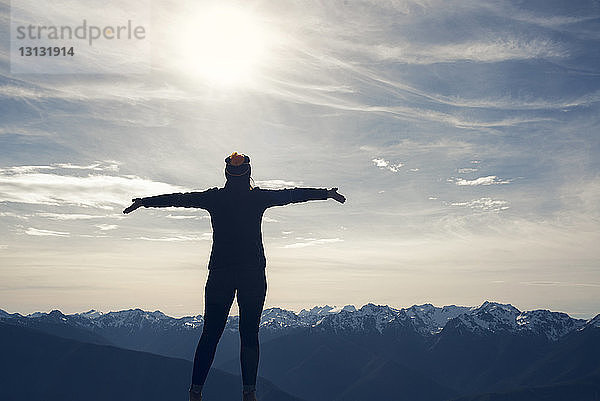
[{"xmin": 2, "ymin": 300, "xmax": 594, "ymax": 341}]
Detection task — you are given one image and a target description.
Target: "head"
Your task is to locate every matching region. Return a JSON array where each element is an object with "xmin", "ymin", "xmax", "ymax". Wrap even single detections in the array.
[{"xmin": 224, "ymin": 152, "xmax": 253, "ymax": 190}]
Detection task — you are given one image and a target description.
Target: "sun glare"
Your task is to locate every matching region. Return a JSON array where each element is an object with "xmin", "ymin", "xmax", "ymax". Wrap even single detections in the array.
[{"xmin": 175, "ymin": 6, "xmax": 270, "ymax": 86}]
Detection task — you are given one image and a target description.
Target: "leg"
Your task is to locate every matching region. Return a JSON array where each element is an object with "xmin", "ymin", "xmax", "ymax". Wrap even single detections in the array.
[
  {"xmin": 236, "ymin": 269, "xmax": 267, "ymax": 389},
  {"xmin": 191, "ymin": 270, "xmax": 235, "ymax": 387}
]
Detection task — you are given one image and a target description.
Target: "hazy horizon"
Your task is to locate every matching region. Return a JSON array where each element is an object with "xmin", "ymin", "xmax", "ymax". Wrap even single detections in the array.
[
  {"xmin": 3, "ymin": 296, "xmax": 600, "ymax": 321},
  {"xmin": 3, "ymin": 298, "xmax": 598, "ymax": 320}
]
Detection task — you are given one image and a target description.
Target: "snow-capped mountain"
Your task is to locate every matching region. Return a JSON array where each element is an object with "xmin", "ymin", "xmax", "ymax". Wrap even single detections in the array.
[
  {"xmin": 449, "ymin": 301, "xmax": 522, "ymax": 334},
  {"xmin": 260, "ymin": 307, "xmax": 304, "ymax": 329},
  {"xmin": 517, "ymin": 309, "xmax": 586, "ymax": 340},
  {"xmin": 0, "ymin": 301, "xmax": 595, "ymax": 342},
  {"xmin": 584, "ymin": 313, "xmax": 600, "ymax": 329},
  {"xmin": 0, "ymin": 309, "xmax": 19, "ymax": 319},
  {"xmin": 1, "ymin": 307, "xmax": 205, "ymax": 335},
  {"xmin": 311, "ymin": 303, "xmax": 400, "ymax": 334},
  {"xmin": 78, "ymin": 309, "xmax": 104, "ymax": 319},
  {"xmin": 92, "ymin": 309, "xmax": 171, "ymax": 327},
  {"xmin": 444, "ymin": 301, "xmax": 588, "ymax": 340},
  {"xmin": 297, "ymin": 304, "xmax": 357, "ymax": 325},
  {"xmin": 400, "ymin": 303, "xmax": 472, "ymax": 335}
]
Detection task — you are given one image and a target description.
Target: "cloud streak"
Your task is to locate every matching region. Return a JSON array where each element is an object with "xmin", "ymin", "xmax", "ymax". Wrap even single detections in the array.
[
  {"xmin": 254, "ymin": 180, "xmax": 303, "ymax": 189},
  {"xmin": 363, "ymin": 38, "xmax": 568, "ymax": 64},
  {"xmin": 0, "ymin": 165, "xmax": 189, "ymax": 209},
  {"xmin": 372, "ymin": 158, "xmax": 403, "ymax": 173},
  {"xmin": 449, "ymin": 176, "xmax": 512, "ymax": 186},
  {"xmin": 95, "ymin": 224, "xmax": 118, "ymax": 231},
  {"xmin": 35, "ymin": 212, "xmax": 122, "ymax": 220},
  {"xmin": 136, "ymin": 233, "xmax": 211, "ymax": 242},
  {"xmin": 283, "ymin": 238, "xmax": 343, "ymax": 249},
  {"xmin": 451, "ymin": 198, "xmax": 510, "ymax": 212},
  {"xmin": 24, "ymin": 227, "xmax": 70, "ymax": 237}
]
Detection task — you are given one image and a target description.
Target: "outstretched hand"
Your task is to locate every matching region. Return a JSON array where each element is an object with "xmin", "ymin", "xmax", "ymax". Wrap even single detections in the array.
[
  {"xmin": 327, "ymin": 188, "xmax": 346, "ymax": 204},
  {"xmin": 123, "ymin": 198, "xmax": 144, "ymax": 214}
]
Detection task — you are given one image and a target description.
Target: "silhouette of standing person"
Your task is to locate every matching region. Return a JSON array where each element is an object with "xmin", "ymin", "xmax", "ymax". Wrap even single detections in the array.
[{"xmin": 123, "ymin": 152, "xmax": 346, "ymax": 401}]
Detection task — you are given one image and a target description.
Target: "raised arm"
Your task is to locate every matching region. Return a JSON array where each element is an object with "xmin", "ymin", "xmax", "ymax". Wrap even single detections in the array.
[
  {"xmin": 262, "ymin": 187, "xmax": 345, "ymax": 208},
  {"xmin": 123, "ymin": 188, "xmax": 217, "ymax": 214}
]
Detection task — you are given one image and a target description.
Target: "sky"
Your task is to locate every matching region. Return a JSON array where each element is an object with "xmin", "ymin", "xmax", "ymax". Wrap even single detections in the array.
[{"xmin": 1, "ymin": 0, "xmax": 599, "ymax": 318}]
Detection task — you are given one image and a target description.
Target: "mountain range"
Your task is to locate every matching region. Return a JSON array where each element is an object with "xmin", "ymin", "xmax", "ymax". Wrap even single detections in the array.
[{"xmin": 2, "ymin": 301, "xmax": 599, "ymax": 401}]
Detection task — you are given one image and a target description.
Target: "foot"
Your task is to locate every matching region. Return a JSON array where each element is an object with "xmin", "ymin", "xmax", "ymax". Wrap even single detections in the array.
[
  {"xmin": 189, "ymin": 389, "xmax": 202, "ymax": 401},
  {"xmin": 243, "ymin": 390, "xmax": 258, "ymax": 401}
]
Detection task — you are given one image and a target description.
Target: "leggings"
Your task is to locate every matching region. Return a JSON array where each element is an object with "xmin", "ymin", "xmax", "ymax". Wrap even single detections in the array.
[{"xmin": 191, "ymin": 268, "xmax": 267, "ymax": 386}]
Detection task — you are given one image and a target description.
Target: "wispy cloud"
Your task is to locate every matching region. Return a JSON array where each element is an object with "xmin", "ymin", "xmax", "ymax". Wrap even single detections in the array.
[
  {"xmin": 0, "ymin": 165, "xmax": 55, "ymax": 174},
  {"xmin": 365, "ymin": 38, "xmax": 568, "ymax": 64},
  {"xmin": 0, "ymin": 164, "xmax": 188, "ymax": 209},
  {"xmin": 95, "ymin": 224, "xmax": 118, "ymax": 231},
  {"xmin": 457, "ymin": 168, "xmax": 478, "ymax": 173},
  {"xmin": 255, "ymin": 180, "xmax": 303, "ymax": 189},
  {"xmin": 508, "ymin": 12, "xmax": 600, "ymax": 29},
  {"xmin": 0, "ymin": 161, "xmax": 120, "ymax": 173},
  {"xmin": 261, "ymin": 75, "xmax": 556, "ymax": 129},
  {"xmin": 372, "ymin": 158, "xmax": 403, "ymax": 172},
  {"xmin": 136, "ymin": 233, "xmax": 211, "ymax": 242},
  {"xmin": 361, "ymin": 139, "xmax": 476, "ymax": 156},
  {"xmin": 520, "ymin": 281, "xmax": 600, "ymax": 288},
  {"xmin": 448, "ymin": 176, "xmax": 512, "ymax": 186},
  {"xmin": 35, "ymin": 212, "xmax": 122, "ymax": 220},
  {"xmin": 165, "ymin": 214, "xmax": 203, "ymax": 220},
  {"xmin": 24, "ymin": 227, "xmax": 70, "ymax": 237},
  {"xmin": 451, "ymin": 198, "xmax": 510, "ymax": 212},
  {"xmin": 283, "ymin": 238, "xmax": 343, "ymax": 248},
  {"xmin": 52, "ymin": 162, "xmax": 120, "ymax": 172},
  {"xmin": 0, "ymin": 211, "xmax": 29, "ymax": 219}
]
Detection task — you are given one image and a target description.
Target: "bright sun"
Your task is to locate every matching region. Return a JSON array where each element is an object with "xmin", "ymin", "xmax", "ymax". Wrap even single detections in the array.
[{"xmin": 176, "ymin": 6, "xmax": 270, "ymax": 86}]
